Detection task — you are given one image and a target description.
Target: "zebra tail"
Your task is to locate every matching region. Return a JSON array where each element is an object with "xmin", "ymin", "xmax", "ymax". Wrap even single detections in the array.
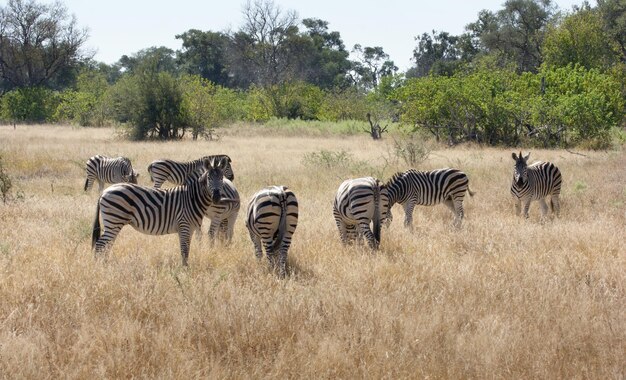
[
  {"xmin": 271, "ymin": 192, "xmax": 288, "ymax": 253},
  {"xmin": 84, "ymin": 177, "xmax": 89, "ymax": 192},
  {"xmin": 91, "ymin": 200, "xmax": 101, "ymax": 250},
  {"xmin": 373, "ymin": 181, "xmax": 381, "ymax": 247}
]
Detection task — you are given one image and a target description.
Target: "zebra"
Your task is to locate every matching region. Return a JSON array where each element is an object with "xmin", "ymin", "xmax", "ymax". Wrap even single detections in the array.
[
  {"xmin": 245, "ymin": 186, "xmax": 298, "ymax": 278},
  {"xmin": 147, "ymin": 154, "xmax": 234, "ymax": 189},
  {"xmin": 91, "ymin": 157, "xmax": 238, "ymax": 266},
  {"xmin": 333, "ymin": 177, "xmax": 390, "ymax": 250},
  {"xmin": 384, "ymin": 168, "xmax": 474, "ymax": 229},
  {"xmin": 84, "ymin": 155, "xmax": 139, "ymax": 193},
  {"xmin": 511, "ymin": 151, "xmax": 562, "ymax": 219}
]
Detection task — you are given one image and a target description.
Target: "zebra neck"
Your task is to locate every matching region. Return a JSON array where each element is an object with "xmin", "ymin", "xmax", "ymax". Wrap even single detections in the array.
[
  {"xmin": 187, "ymin": 179, "xmax": 213, "ymax": 213},
  {"xmin": 386, "ymin": 180, "xmax": 406, "ymax": 206}
]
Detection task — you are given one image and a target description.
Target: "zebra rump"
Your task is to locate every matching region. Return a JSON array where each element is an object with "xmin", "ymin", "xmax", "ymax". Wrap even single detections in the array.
[
  {"xmin": 245, "ymin": 186, "xmax": 298, "ymax": 277},
  {"xmin": 333, "ymin": 177, "xmax": 389, "ymax": 250}
]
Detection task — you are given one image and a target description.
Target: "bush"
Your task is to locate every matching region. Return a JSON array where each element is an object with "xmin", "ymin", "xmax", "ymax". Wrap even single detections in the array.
[
  {"xmin": 0, "ymin": 87, "xmax": 59, "ymax": 123},
  {"xmin": 389, "ymin": 130, "xmax": 433, "ymax": 166}
]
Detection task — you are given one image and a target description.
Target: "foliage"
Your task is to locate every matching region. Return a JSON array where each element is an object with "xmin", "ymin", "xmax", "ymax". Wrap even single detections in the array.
[
  {"xmin": 108, "ymin": 64, "xmax": 186, "ymax": 140},
  {"xmin": 542, "ymin": 6, "xmax": 618, "ymax": 70},
  {"xmin": 466, "ymin": 0, "xmax": 556, "ymax": 73},
  {"xmin": 0, "ymin": 87, "xmax": 59, "ymax": 123},
  {"xmin": 349, "ymin": 45, "xmax": 398, "ymax": 90},
  {"xmin": 176, "ymin": 30, "xmax": 231, "ymax": 86},
  {"xmin": 180, "ymin": 74, "xmax": 242, "ymax": 139},
  {"xmin": 394, "ymin": 64, "xmax": 624, "ymax": 148},
  {"xmin": 0, "ymin": 0, "xmax": 88, "ymax": 92}
]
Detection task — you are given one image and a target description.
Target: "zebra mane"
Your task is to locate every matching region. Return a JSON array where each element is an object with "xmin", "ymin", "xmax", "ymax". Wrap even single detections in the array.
[{"xmin": 385, "ymin": 171, "xmax": 406, "ymax": 186}]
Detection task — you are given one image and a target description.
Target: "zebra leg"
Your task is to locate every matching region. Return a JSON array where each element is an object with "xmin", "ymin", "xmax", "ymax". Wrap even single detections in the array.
[
  {"xmin": 207, "ymin": 219, "xmax": 220, "ymax": 244},
  {"xmin": 335, "ymin": 218, "xmax": 350, "ymax": 246},
  {"xmin": 94, "ymin": 226, "xmax": 122, "ymax": 260},
  {"xmin": 153, "ymin": 180, "xmax": 162, "ymax": 189},
  {"xmin": 264, "ymin": 241, "xmax": 278, "ymax": 272},
  {"xmin": 446, "ymin": 198, "xmax": 464, "ymax": 228},
  {"xmin": 538, "ymin": 198, "xmax": 549, "ymax": 220},
  {"xmin": 358, "ymin": 222, "xmax": 378, "ymax": 250},
  {"xmin": 523, "ymin": 199, "xmax": 532, "ymax": 219},
  {"xmin": 248, "ymin": 230, "xmax": 264, "ymax": 260},
  {"xmin": 278, "ymin": 242, "xmax": 290, "ymax": 279},
  {"xmin": 178, "ymin": 225, "xmax": 192, "ymax": 266},
  {"xmin": 551, "ymin": 194, "xmax": 561, "ymax": 218},
  {"xmin": 403, "ymin": 201, "xmax": 416, "ymax": 230},
  {"xmin": 514, "ymin": 198, "xmax": 522, "ymax": 216}
]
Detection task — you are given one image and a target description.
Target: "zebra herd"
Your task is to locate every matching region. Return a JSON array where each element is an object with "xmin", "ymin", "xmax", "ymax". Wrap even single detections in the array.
[{"xmin": 86, "ymin": 151, "xmax": 562, "ymax": 277}]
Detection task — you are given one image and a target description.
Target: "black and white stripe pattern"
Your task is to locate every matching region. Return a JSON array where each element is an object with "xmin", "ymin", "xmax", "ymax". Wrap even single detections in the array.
[
  {"xmin": 84, "ymin": 155, "xmax": 138, "ymax": 193},
  {"xmin": 147, "ymin": 154, "xmax": 234, "ymax": 188},
  {"xmin": 333, "ymin": 177, "xmax": 389, "ymax": 250},
  {"xmin": 245, "ymin": 186, "xmax": 298, "ymax": 277},
  {"xmin": 511, "ymin": 152, "xmax": 562, "ymax": 219},
  {"xmin": 384, "ymin": 168, "xmax": 474, "ymax": 228},
  {"xmin": 92, "ymin": 158, "xmax": 236, "ymax": 266}
]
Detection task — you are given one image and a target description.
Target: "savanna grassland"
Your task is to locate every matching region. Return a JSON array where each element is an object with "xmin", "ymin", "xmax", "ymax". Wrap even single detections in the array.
[{"xmin": 0, "ymin": 125, "xmax": 624, "ymax": 379}]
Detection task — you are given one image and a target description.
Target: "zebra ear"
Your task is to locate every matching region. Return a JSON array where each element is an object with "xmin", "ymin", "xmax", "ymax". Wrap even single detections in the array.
[
  {"xmin": 523, "ymin": 152, "xmax": 531, "ymax": 162},
  {"xmin": 202, "ymin": 158, "xmax": 212, "ymax": 171},
  {"xmin": 511, "ymin": 152, "xmax": 518, "ymax": 161}
]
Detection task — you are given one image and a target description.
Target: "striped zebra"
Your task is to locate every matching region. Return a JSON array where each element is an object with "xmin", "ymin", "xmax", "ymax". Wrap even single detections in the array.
[
  {"xmin": 245, "ymin": 186, "xmax": 298, "ymax": 278},
  {"xmin": 92, "ymin": 157, "xmax": 238, "ymax": 266},
  {"xmin": 147, "ymin": 154, "xmax": 234, "ymax": 189},
  {"xmin": 84, "ymin": 155, "xmax": 139, "ymax": 193},
  {"xmin": 511, "ymin": 152, "xmax": 561, "ymax": 219},
  {"xmin": 333, "ymin": 177, "xmax": 390, "ymax": 250},
  {"xmin": 384, "ymin": 168, "xmax": 474, "ymax": 229}
]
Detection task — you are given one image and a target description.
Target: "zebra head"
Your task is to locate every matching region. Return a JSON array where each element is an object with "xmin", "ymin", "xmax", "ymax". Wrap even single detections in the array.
[
  {"xmin": 121, "ymin": 158, "xmax": 139, "ymax": 184},
  {"xmin": 512, "ymin": 151, "xmax": 531, "ymax": 187},
  {"xmin": 125, "ymin": 170, "xmax": 140, "ymax": 184},
  {"xmin": 201, "ymin": 157, "xmax": 227, "ymax": 202}
]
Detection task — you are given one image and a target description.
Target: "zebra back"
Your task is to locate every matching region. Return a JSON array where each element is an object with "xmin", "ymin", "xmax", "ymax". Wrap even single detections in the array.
[
  {"xmin": 148, "ymin": 154, "xmax": 234, "ymax": 188},
  {"xmin": 85, "ymin": 155, "xmax": 137, "ymax": 192},
  {"xmin": 385, "ymin": 168, "xmax": 470, "ymax": 207}
]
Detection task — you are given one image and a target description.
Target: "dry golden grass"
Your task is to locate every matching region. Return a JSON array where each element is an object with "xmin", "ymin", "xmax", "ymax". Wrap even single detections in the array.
[{"xmin": 0, "ymin": 124, "xmax": 624, "ymax": 379}]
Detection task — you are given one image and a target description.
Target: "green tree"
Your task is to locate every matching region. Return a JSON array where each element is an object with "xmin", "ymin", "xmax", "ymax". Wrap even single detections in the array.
[
  {"xmin": 597, "ymin": 0, "xmax": 626, "ymax": 63},
  {"xmin": 118, "ymin": 46, "xmax": 178, "ymax": 75},
  {"xmin": 543, "ymin": 6, "xmax": 617, "ymax": 70},
  {"xmin": 467, "ymin": 0, "xmax": 556, "ymax": 72},
  {"xmin": 349, "ymin": 45, "xmax": 397, "ymax": 90},
  {"xmin": 176, "ymin": 30, "xmax": 231, "ymax": 86},
  {"xmin": 109, "ymin": 60, "xmax": 185, "ymax": 140},
  {"xmin": 180, "ymin": 74, "xmax": 241, "ymax": 139}
]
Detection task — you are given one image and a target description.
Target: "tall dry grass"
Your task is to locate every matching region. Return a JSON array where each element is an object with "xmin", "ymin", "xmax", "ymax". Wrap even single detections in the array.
[{"xmin": 0, "ymin": 125, "xmax": 624, "ymax": 379}]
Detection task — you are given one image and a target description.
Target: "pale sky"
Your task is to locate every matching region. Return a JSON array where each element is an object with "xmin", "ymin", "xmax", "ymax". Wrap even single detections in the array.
[{"xmin": 62, "ymin": 0, "xmax": 586, "ymax": 70}]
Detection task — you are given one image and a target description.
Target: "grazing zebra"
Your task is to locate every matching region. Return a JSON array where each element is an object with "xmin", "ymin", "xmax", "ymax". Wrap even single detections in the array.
[
  {"xmin": 147, "ymin": 154, "xmax": 234, "ymax": 188},
  {"xmin": 333, "ymin": 177, "xmax": 390, "ymax": 250},
  {"xmin": 245, "ymin": 186, "xmax": 298, "ymax": 278},
  {"xmin": 92, "ymin": 157, "xmax": 237, "ymax": 266},
  {"xmin": 384, "ymin": 168, "xmax": 474, "ymax": 229},
  {"xmin": 511, "ymin": 152, "xmax": 562, "ymax": 219},
  {"xmin": 84, "ymin": 155, "xmax": 139, "ymax": 193}
]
